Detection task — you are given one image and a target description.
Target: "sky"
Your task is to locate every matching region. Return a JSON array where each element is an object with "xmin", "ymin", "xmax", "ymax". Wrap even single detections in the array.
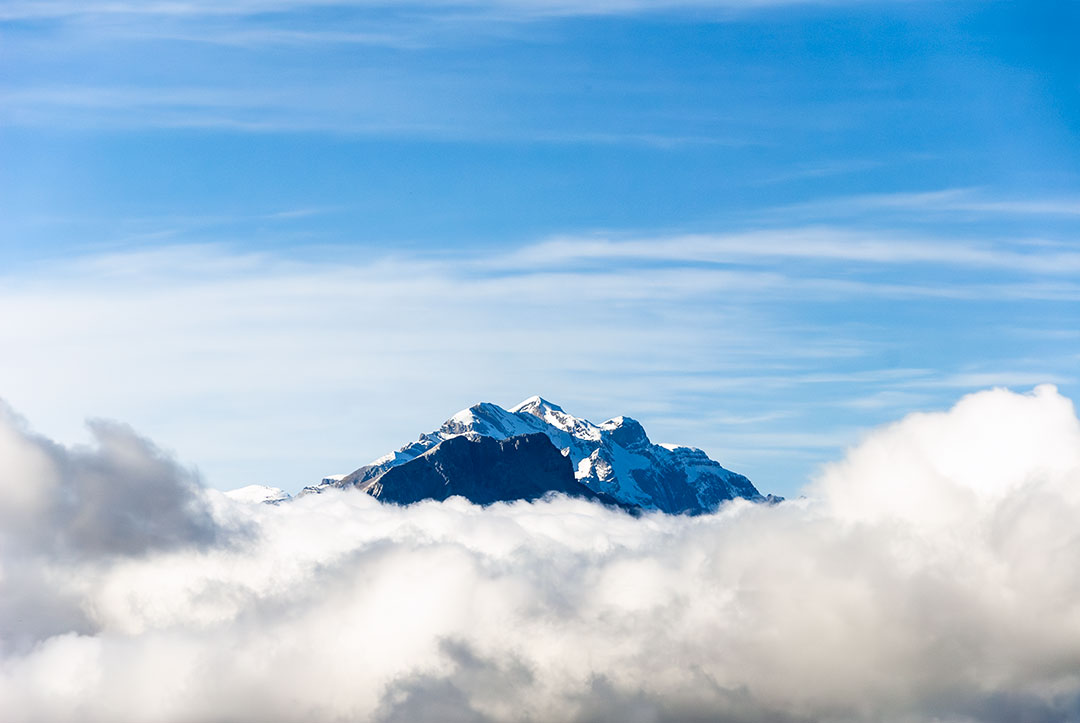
[{"xmin": 1, "ymin": 0, "xmax": 1078, "ymax": 497}]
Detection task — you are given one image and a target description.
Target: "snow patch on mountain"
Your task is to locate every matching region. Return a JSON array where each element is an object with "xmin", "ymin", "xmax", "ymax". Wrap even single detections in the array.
[{"xmin": 225, "ymin": 485, "xmax": 291, "ymax": 504}]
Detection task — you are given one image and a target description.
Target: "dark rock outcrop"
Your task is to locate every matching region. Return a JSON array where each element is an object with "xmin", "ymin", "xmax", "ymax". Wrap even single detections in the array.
[{"xmin": 357, "ymin": 433, "xmax": 598, "ymax": 506}]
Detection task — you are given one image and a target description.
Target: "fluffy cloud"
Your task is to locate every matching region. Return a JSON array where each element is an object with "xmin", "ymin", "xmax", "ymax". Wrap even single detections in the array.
[
  {"xmin": 0, "ymin": 403, "xmax": 220, "ymax": 558},
  {"xmin": 1, "ymin": 386, "xmax": 1080, "ymax": 722},
  {"xmin": 0, "ymin": 403, "xmax": 223, "ymax": 652}
]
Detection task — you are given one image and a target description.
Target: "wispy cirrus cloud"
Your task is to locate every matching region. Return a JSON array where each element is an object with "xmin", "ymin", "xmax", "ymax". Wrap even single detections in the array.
[
  {"xmin": 0, "ymin": 0, "xmax": 903, "ymax": 23},
  {"xmin": 778, "ymin": 187, "xmax": 1080, "ymax": 219},
  {"xmin": 0, "ymin": 83, "xmax": 755, "ymax": 145},
  {"xmin": 0, "ymin": 83, "xmax": 466, "ymax": 135},
  {"xmin": 501, "ymin": 226, "xmax": 1080, "ymax": 276}
]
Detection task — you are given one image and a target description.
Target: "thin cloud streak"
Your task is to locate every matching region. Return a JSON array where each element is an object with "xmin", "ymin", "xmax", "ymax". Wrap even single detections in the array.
[
  {"xmin": 0, "ymin": 84, "xmax": 465, "ymax": 137},
  {"xmin": 0, "ymin": 0, "xmax": 901, "ymax": 23},
  {"xmin": 504, "ymin": 227, "xmax": 1080, "ymax": 276},
  {"xmin": 780, "ymin": 188, "xmax": 1080, "ymax": 218},
  {"xmin": 35, "ymin": 233, "xmax": 1080, "ymax": 301},
  {"xmin": 0, "ymin": 85, "xmax": 753, "ymax": 146}
]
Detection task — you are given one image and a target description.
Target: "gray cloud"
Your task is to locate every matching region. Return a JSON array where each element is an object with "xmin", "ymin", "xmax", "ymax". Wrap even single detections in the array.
[
  {"xmin": 0, "ymin": 403, "xmax": 224, "ymax": 651},
  {"xmin": 1, "ymin": 385, "xmax": 1079, "ymax": 721},
  {"xmin": 0, "ymin": 403, "xmax": 220, "ymax": 558}
]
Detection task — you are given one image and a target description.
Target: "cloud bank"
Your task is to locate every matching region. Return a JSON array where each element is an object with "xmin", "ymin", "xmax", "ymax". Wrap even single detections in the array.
[{"xmin": 2, "ymin": 385, "xmax": 1080, "ymax": 721}]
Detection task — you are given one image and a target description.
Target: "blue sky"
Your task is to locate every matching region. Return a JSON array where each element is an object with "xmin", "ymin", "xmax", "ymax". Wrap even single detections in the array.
[{"xmin": 1, "ymin": 0, "xmax": 1078, "ymax": 496}]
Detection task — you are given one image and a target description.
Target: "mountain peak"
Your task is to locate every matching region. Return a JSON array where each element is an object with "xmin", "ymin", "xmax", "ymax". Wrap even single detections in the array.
[
  {"xmin": 442, "ymin": 401, "xmax": 533, "ymax": 438},
  {"xmin": 447, "ymin": 401, "xmax": 499, "ymax": 425},
  {"xmin": 509, "ymin": 396, "xmax": 601, "ymax": 440},
  {"xmin": 509, "ymin": 395, "xmax": 564, "ymax": 414},
  {"xmin": 599, "ymin": 416, "xmax": 650, "ymax": 449}
]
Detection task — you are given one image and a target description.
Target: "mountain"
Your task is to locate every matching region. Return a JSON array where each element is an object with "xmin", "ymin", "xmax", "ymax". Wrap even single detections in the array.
[
  {"xmin": 306, "ymin": 396, "xmax": 769, "ymax": 514},
  {"xmin": 358, "ymin": 433, "xmax": 602, "ymax": 506}
]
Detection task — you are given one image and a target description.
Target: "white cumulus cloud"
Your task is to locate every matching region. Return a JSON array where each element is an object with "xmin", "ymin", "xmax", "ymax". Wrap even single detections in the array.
[{"xmin": 1, "ymin": 385, "xmax": 1080, "ymax": 722}]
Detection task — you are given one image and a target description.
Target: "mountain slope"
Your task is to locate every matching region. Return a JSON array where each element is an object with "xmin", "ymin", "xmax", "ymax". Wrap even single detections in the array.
[
  {"xmin": 357, "ymin": 433, "xmax": 599, "ymax": 506},
  {"xmin": 314, "ymin": 396, "xmax": 766, "ymax": 514}
]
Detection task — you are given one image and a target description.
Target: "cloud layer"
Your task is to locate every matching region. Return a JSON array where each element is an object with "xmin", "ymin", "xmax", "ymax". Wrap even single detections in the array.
[{"xmin": 1, "ymin": 385, "xmax": 1080, "ymax": 721}]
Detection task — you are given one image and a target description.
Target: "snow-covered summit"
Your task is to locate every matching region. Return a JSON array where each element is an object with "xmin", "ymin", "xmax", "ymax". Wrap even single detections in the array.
[
  {"xmin": 508, "ymin": 395, "xmax": 557, "ymax": 414},
  {"xmin": 319, "ymin": 396, "xmax": 764, "ymax": 513},
  {"xmin": 225, "ymin": 485, "xmax": 291, "ymax": 504},
  {"xmin": 513, "ymin": 396, "xmax": 603, "ymax": 440}
]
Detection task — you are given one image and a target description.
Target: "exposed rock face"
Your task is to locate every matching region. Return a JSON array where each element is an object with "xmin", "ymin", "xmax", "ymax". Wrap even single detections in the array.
[
  {"xmin": 309, "ymin": 396, "xmax": 771, "ymax": 514},
  {"xmin": 356, "ymin": 433, "xmax": 596, "ymax": 506}
]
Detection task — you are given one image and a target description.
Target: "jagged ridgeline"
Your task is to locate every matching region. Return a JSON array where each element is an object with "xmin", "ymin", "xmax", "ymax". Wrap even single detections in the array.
[{"xmin": 294, "ymin": 396, "xmax": 777, "ymax": 514}]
